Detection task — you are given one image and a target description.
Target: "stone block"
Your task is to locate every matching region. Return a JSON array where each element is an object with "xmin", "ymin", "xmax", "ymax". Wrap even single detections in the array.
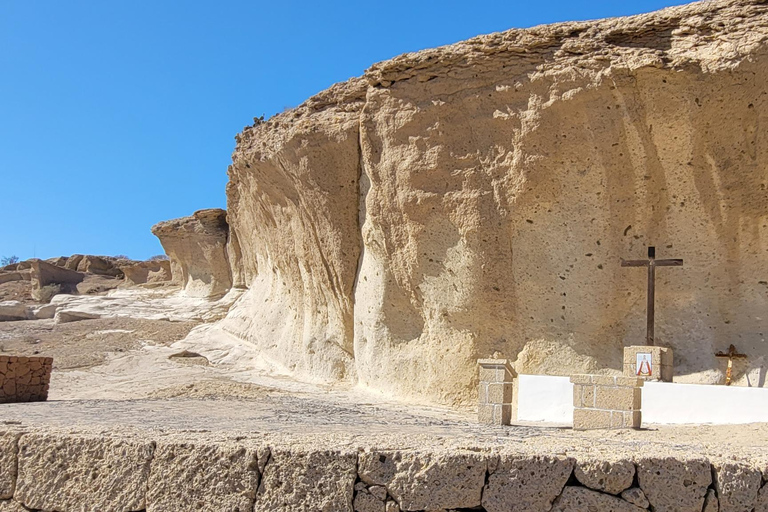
[
  {"xmin": 0, "ymin": 433, "xmax": 20, "ymax": 500},
  {"xmin": 570, "ymin": 374, "xmax": 593, "ymax": 385},
  {"xmin": 254, "ymin": 448, "xmax": 356, "ymax": 512},
  {"xmin": 623, "ymin": 346, "xmax": 673, "ymax": 381},
  {"xmin": 478, "ymin": 359, "xmax": 514, "ymax": 384},
  {"xmin": 15, "ymin": 433, "xmax": 154, "ymax": 512},
  {"xmin": 573, "ymin": 409, "xmax": 612, "ymax": 430},
  {"xmin": 637, "ymin": 456, "xmax": 711, "ymax": 512},
  {"xmin": 478, "ymin": 382, "xmax": 489, "ymax": 404},
  {"xmin": 482, "ymin": 454, "xmax": 574, "ymax": 512},
  {"xmin": 594, "ymin": 386, "xmax": 641, "ymax": 411},
  {"xmin": 478, "ymin": 404, "xmax": 495, "ymax": 424},
  {"xmin": 551, "ymin": 486, "xmax": 646, "ymax": 512},
  {"xmin": 147, "ymin": 441, "xmax": 260, "ymax": 512},
  {"xmin": 574, "ymin": 457, "xmax": 635, "ymax": 494},
  {"xmin": 487, "ymin": 382, "xmax": 513, "ymax": 404},
  {"xmin": 0, "ymin": 501, "xmax": 27, "ymax": 512},
  {"xmin": 712, "ymin": 461, "xmax": 762, "ymax": 512},
  {"xmin": 359, "ymin": 450, "xmax": 487, "ymax": 510},
  {"xmin": 624, "ymin": 411, "xmax": 642, "ymax": 428},
  {"xmin": 621, "ymin": 487, "xmax": 650, "ymax": 509}
]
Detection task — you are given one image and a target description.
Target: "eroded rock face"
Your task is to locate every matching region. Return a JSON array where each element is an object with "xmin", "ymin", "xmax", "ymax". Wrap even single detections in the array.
[
  {"xmin": 222, "ymin": 0, "xmax": 768, "ymax": 405},
  {"xmin": 121, "ymin": 260, "xmax": 172, "ymax": 286},
  {"xmin": 152, "ymin": 209, "xmax": 232, "ymax": 298},
  {"xmin": 482, "ymin": 454, "xmax": 574, "ymax": 512},
  {"xmin": 29, "ymin": 259, "xmax": 84, "ymax": 299},
  {"xmin": 713, "ymin": 461, "xmax": 762, "ymax": 512},
  {"xmin": 0, "ymin": 432, "xmax": 19, "ymax": 499}
]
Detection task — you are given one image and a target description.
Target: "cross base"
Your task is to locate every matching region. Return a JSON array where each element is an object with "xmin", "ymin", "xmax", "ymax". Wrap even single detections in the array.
[{"xmin": 623, "ymin": 346, "xmax": 673, "ymax": 382}]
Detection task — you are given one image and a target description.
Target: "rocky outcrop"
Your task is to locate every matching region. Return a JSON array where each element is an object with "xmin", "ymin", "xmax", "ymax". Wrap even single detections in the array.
[
  {"xmin": 151, "ymin": 209, "xmax": 232, "ymax": 298},
  {"xmin": 219, "ymin": 0, "xmax": 768, "ymax": 406},
  {"xmin": 28, "ymin": 259, "xmax": 84, "ymax": 300},
  {"xmin": 120, "ymin": 260, "xmax": 172, "ymax": 286}
]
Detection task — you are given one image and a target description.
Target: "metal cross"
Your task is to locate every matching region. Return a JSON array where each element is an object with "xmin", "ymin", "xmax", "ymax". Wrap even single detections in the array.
[
  {"xmin": 715, "ymin": 344, "xmax": 748, "ymax": 386},
  {"xmin": 621, "ymin": 246, "xmax": 683, "ymax": 346}
]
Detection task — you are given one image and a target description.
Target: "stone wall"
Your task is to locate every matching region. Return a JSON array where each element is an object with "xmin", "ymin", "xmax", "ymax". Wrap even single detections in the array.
[
  {"xmin": 0, "ymin": 357, "xmax": 51, "ymax": 404},
  {"xmin": 1, "ymin": 429, "xmax": 767, "ymax": 511}
]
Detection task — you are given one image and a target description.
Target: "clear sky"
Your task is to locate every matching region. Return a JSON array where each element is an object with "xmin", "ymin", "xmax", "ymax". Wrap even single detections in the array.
[{"xmin": 0, "ymin": 0, "xmax": 688, "ymax": 261}]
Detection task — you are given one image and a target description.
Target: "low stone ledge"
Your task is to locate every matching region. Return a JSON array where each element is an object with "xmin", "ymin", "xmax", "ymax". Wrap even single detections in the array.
[{"xmin": 2, "ymin": 428, "xmax": 768, "ymax": 512}]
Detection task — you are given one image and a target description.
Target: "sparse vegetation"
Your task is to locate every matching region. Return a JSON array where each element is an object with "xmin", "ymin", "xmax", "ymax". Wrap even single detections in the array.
[
  {"xmin": 1, "ymin": 255, "xmax": 20, "ymax": 266},
  {"xmin": 149, "ymin": 254, "xmax": 169, "ymax": 261},
  {"xmin": 113, "ymin": 254, "xmax": 131, "ymax": 260},
  {"xmin": 36, "ymin": 284, "xmax": 62, "ymax": 303}
]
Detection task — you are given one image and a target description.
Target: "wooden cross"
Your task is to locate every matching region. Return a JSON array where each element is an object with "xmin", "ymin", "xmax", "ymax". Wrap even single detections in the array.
[
  {"xmin": 715, "ymin": 344, "xmax": 748, "ymax": 386},
  {"xmin": 621, "ymin": 246, "xmax": 683, "ymax": 346}
]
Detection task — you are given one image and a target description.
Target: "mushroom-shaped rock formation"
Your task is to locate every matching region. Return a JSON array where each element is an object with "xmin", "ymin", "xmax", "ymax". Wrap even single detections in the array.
[{"xmin": 151, "ymin": 209, "xmax": 232, "ymax": 298}]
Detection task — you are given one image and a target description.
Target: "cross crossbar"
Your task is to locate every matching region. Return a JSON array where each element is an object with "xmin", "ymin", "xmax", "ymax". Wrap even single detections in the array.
[{"xmin": 621, "ymin": 246, "xmax": 683, "ymax": 346}]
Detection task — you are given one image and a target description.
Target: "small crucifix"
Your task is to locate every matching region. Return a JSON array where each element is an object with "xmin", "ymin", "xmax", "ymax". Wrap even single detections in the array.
[
  {"xmin": 715, "ymin": 344, "xmax": 747, "ymax": 386},
  {"xmin": 621, "ymin": 246, "xmax": 683, "ymax": 346}
]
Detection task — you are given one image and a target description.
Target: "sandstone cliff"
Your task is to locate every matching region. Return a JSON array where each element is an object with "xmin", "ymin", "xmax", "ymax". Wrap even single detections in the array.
[
  {"xmin": 224, "ymin": 0, "xmax": 768, "ymax": 406},
  {"xmin": 152, "ymin": 209, "xmax": 233, "ymax": 298}
]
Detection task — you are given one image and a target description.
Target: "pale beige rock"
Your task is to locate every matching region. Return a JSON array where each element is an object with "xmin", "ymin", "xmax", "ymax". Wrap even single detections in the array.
[
  {"xmin": 551, "ymin": 486, "xmax": 646, "ymax": 512},
  {"xmin": 713, "ymin": 461, "xmax": 762, "ymax": 512},
  {"xmin": 482, "ymin": 454, "xmax": 573, "ymax": 512},
  {"xmin": 14, "ymin": 433, "xmax": 154, "ymax": 512},
  {"xmin": 221, "ymin": 0, "xmax": 768, "ymax": 405},
  {"xmin": 575, "ymin": 457, "xmax": 635, "ymax": 495},
  {"xmin": 703, "ymin": 488, "xmax": 720, "ymax": 512},
  {"xmin": 254, "ymin": 448, "xmax": 356, "ymax": 511},
  {"xmin": 121, "ymin": 260, "xmax": 172, "ymax": 286},
  {"xmin": 147, "ymin": 441, "xmax": 259, "ymax": 512},
  {"xmin": 0, "ymin": 501, "xmax": 27, "ymax": 512},
  {"xmin": 621, "ymin": 487, "xmax": 650, "ymax": 509},
  {"xmin": 0, "ymin": 272, "xmax": 26, "ymax": 285},
  {"xmin": 0, "ymin": 432, "xmax": 20, "ymax": 500},
  {"xmin": 755, "ymin": 482, "xmax": 768, "ymax": 512},
  {"xmin": 637, "ymin": 456, "xmax": 711, "ymax": 512},
  {"xmin": 29, "ymin": 259, "xmax": 84, "ymax": 299},
  {"xmin": 0, "ymin": 302, "xmax": 29, "ymax": 322},
  {"xmin": 358, "ymin": 450, "xmax": 487, "ymax": 510},
  {"xmin": 354, "ymin": 491, "xmax": 385, "ymax": 512},
  {"xmin": 152, "ymin": 209, "xmax": 232, "ymax": 298},
  {"xmin": 385, "ymin": 501, "xmax": 400, "ymax": 512}
]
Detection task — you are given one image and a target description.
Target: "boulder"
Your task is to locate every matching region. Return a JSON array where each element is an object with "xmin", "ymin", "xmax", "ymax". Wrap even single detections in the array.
[
  {"xmin": 121, "ymin": 260, "xmax": 172, "ymax": 286},
  {"xmin": 712, "ymin": 461, "xmax": 762, "ymax": 512},
  {"xmin": 0, "ymin": 301, "xmax": 30, "ymax": 322},
  {"xmin": 0, "ymin": 272, "xmax": 29, "ymax": 285},
  {"xmin": 76, "ymin": 255, "xmax": 123, "ymax": 277},
  {"xmin": 219, "ymin": 0, "xmax": 768, "ymax": 404},
  {"xmin": 151, "ymin": 209, "xmax": 232, "ymax": 298}
]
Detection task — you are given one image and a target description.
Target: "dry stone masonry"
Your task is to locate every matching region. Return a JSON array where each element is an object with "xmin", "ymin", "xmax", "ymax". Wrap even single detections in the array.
[
  {"xmin": 571, "ymin": 374, "xmax": 643, "ymax": 430},
  {"xmin": 1, "ymin": 428, "xmax": 767, "ymax": 511},
  {"xmin": 0, "ymin": 357, "xmax": 51, "ymax": 404},
  {"xmin": 624, "ymin": 345, "xmax": 674, "ymax": 382},
  {"xmin": 477, "ymin": 359, "xmax": 514, "ymax": 425}
]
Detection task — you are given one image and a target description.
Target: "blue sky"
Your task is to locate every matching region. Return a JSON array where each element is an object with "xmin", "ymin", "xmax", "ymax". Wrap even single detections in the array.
[{"xmin": 0, "ymin": 0, "xmax": 687, "ymax": 261}]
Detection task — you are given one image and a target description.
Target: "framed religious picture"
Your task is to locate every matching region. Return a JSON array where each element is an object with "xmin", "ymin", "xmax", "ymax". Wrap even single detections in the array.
[{"xmin": 636, "ymin": 353, "xmax": 652, "ymax": 377}]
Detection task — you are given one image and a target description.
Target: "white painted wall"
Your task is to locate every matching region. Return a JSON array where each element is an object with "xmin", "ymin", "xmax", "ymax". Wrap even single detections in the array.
[
  {"xmin": 514, "ymin": 374, "xmax": 768, "ymax": 426},
  {"xmin": 516, "ymin": 374, "xmax": 573, "ymax": 424},
  {"xmin": 643, "ymin": 381, "xmax": 768, "ymax": 425}
]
